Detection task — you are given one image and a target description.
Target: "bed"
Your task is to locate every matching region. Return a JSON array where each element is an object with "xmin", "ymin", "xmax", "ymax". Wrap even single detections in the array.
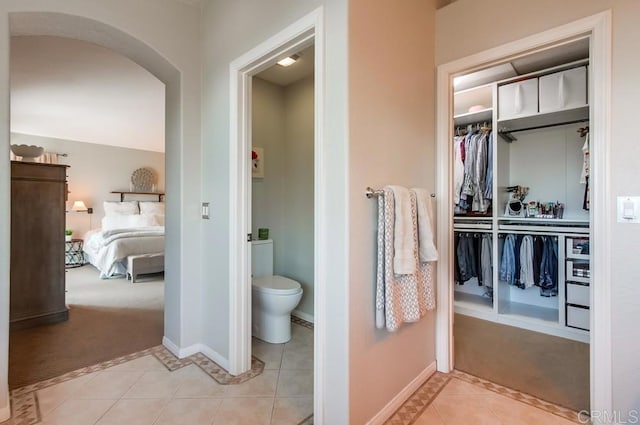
[{"xmin": 83, "ymin": 200, "xmax": 165, "ymax": 278}]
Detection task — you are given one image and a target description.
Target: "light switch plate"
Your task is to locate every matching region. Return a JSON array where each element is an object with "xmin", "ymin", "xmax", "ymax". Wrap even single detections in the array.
[
  {"xmin": 202, "ymin": 202, "xmax": 210, "ymax": 219},
  {"xmin": 617, "ymin": 196, "xmax": 640, "ymax": 223}
]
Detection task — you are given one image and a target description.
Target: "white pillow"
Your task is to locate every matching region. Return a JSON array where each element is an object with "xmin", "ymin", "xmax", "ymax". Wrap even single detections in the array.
[
  {"xmin": 102, "ymin": 214, "xmax": 161, "ymax": 230},
  {"xmin": 139, "ymin": 201, "xmax": 165, "ymax": 216},
  {"xmin": 103, "ymin": 201, "xmax": 139, "ymax": 216}
]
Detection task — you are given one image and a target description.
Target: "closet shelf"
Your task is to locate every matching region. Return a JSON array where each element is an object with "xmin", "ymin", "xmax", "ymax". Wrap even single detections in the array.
[
  {"xmin": 499, "ymin": 301, "xmax": 559, "ymax": 324},
  {"xmin": 498, "ymin": 105, "xmax": 589, "ymax": 135},
  {"xmin": 454, "ymin": 292, "xmax": 493, "ymax": 312},
  {"xmin": 454, "ymin": 108, "xmax": 493, "ymax": 127}
]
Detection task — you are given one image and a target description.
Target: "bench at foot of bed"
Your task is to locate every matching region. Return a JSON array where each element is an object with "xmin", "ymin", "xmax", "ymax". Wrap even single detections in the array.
[{"xmin": 127, "ymin": 253, "xmax": 164, "ymax": 283}]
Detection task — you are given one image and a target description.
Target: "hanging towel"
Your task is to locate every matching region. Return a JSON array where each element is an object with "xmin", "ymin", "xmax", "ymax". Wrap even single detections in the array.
[
  {"xmin": 376, "ymin": 187, "xmax": 435, "ymax": 331},
  {"xmin": 411, "ymin": 188, "xmax": 438, "ymax": 262},
  {"xmin": 387, "ymin": 185, "xmax": 416, "ymax": 275},
  {"xmin": 375, "ymin": 192, "xmax": 386, "ymax": 329}
]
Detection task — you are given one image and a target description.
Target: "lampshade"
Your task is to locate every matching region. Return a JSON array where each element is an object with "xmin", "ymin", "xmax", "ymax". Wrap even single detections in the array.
[{"xmin": 71, "ymin": 200, "xmax": 88, "ymax": 212}]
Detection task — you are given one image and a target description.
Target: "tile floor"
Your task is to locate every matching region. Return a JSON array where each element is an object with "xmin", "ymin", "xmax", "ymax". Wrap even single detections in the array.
[
  {"xmin": 386, "ymin": 370, "xmax": 582, "ymax": 425},
  {"xmin": 2, "ymin": 323, "xmax": 314, "ymax": 425}
]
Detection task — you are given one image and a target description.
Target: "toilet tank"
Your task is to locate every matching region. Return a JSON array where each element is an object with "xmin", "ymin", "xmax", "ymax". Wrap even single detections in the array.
[{"xmin": 251, "ymin": 239, "xmax": 273, "ymax": 277}]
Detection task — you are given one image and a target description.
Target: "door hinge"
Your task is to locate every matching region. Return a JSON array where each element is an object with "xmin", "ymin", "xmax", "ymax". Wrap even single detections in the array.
[{"xmin": 247, "ymin": 233, "xmax": 252, "ymax": 242}]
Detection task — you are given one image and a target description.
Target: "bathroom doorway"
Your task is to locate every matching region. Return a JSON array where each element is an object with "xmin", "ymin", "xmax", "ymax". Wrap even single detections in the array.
[
  {"xmin": 250, "ymin": 44, "xmax": 315, "ymax": 326},
  {"xmin": 227, "ymin": 9, "xmax": 325, "ymax": 422}
]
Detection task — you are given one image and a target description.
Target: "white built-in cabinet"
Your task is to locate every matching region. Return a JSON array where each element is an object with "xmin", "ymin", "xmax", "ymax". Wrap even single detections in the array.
[{"xmin": 452, "ymin": 58, "xmax": 591, "ymax": 343}]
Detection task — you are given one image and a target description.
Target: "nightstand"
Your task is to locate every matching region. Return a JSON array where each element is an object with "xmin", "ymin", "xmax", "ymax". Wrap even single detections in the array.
[{"xmin": 65, "ymin": 238, "xmax": 85, "ymax": 268}]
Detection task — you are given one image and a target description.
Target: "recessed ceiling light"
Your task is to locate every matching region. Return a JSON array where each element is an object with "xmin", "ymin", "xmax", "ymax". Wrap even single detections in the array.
[{"xmin": 277, "ymin": 54, "xmax": 299, "ymax": 67}]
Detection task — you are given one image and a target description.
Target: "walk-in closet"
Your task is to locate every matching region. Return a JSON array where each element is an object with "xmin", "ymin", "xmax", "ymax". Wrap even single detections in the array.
[{"xmin": 451, "ymin": 36, "xmax": 592, "ymax": 411}]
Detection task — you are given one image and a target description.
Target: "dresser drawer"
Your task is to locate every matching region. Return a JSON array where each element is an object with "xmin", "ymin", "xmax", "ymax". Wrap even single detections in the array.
[
  {"xmin": 498, "ymin": 78, "xmax": 538, "ymax": 120},
  {"xmin": 566, "ymin": 305, "xmax": 590, "ymax": 331},
  {"xmin": 566, "ymin": 283, "xmax": 590, "ymax": 307}
]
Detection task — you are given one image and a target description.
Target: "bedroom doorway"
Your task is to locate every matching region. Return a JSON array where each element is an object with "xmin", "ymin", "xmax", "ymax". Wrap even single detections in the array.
[{"xmin": 8, "ymin": 33, "xmax": 167, "ymax": 389}]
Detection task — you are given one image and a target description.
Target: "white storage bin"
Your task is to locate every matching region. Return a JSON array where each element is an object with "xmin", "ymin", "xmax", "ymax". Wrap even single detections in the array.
[
  {"xmin": 566, "ymin": 259, "xmax": 590, "ymax": 284},
  {"xmin": 566, "ymin": 237, "xmax": 589, "ymax": 260},
  {"xmin": 566, "ymin": 305, "xmax": 590, "ymax": 330},
  {"xmin": 539, "ymin": 66, "xmax": 587, "ymax": 113},
  {"xmin": 566, "ymin": 283, "xmax": 590, "ymax": 307},
  {"xmin": 498, "ymin": 78, "xmax": 538, "ymax": 120}
]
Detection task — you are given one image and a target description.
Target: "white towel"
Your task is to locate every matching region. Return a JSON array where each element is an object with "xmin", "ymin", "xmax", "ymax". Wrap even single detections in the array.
[
  {"xmin": 376, "ymin": 187, "xmax": 436, "ymax": 331},
  {"xmin": 411, "ymin": 188, "xmax": 438, "ymax": 262},
  {"xmin": 387, "ymin": 185, "xmax": 415, "ymax": 275}
]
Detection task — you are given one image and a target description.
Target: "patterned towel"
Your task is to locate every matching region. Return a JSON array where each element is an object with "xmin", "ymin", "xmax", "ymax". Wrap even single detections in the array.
[{"xmin": 376, "ymin": 187, "xmax": 436, "ymax": 331}]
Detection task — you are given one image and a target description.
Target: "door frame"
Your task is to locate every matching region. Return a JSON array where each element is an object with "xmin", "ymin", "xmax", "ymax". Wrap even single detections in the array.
[
  {"xmin": 434, "ymin": 11, "xmax": 612, "ymax": 414},
  {"xmin": 228, "ymin": 6, "xmax": 324, "ymax": 420}
]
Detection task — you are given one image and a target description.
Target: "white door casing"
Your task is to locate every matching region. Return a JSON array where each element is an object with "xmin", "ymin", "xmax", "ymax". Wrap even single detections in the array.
[
  {"xmin": 228, "ymin": 6, "xmax": 325, "ymax": 422},
  {"xmin": 435, "ymin": 11, "xmax": 612, "ymax": 415}
]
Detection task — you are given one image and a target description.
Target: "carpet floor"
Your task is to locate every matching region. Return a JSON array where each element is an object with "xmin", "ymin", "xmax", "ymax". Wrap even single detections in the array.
[{"xmin": 9, "ymin": 265, "xmax": 164, "ymax": 389}]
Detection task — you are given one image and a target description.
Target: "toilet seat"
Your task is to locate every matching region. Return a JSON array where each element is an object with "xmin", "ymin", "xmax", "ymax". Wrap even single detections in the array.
[{"xmin": 252, "ymin": 275, "xmax": 301, "ymax": 295}]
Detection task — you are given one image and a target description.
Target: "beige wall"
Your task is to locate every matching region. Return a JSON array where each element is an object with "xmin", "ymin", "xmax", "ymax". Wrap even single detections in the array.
[
  {"xmin": 348, "ymin": 0, "xmax": 437, "ymax": 423},
  {"xmin": 437, "ymin": 0, "xmax": 640, "ymax": 419},
  {"xmin": 11, "ymin": 133, "xmax": 166, "ymax": 238}
]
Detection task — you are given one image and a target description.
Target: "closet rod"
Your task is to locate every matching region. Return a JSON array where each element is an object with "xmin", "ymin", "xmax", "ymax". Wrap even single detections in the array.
[
  {"xmin": 365, "ymin": 187, "xmax": 436, "ymax": 199},
  {"xmin": 499, "ymin": 118, "xmax": 589, "ymax": 136}
]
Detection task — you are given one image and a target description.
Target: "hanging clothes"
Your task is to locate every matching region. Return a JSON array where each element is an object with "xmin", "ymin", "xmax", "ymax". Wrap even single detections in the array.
[
  {"xmin": 580, "ymin": 132, "xmax": 590, "ymax": 211},
  {"xmin": 480, "ymin": 234, "xmax": 493, "ymax": 292},
  {"xmin": 454, "ymin": 129, "xmax": 493, "ymax": 215},
  {"xmin": 519, "ymin": 235, "xmax": 535, "ymax": 288},
  {"xmin": 499, "ymin": 234, "xmax": 516, "ymax": 285},
  {"xmin": 539, "ymin": 236, "xmax": 558, "ymax": 297}
]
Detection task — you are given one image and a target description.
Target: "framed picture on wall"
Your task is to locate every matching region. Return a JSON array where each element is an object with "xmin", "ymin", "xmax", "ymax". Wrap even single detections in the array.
[{"xmin": 252, "ymin": 147, "xmax": 264, "ymax": 178}]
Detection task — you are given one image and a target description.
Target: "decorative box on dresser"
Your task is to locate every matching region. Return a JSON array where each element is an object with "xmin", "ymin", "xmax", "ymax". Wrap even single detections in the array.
[{"xmin": 10, "ymin": 161, "xmax": 69, "ymax": 330}]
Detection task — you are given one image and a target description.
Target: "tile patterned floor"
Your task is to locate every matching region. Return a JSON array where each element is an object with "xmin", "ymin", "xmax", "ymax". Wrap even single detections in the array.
[
  {"xmin": 385, "ymin": 370, "xmax": 583, "ymax": 425},
  {"xmin": 2, "ymin": 321, "xmax": 314, "ymax": 425}
]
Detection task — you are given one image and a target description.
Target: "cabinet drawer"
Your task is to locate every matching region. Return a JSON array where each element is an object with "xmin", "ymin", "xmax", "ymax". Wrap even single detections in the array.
[
  {"xmin": 498, "ymin": 78, "xmax": 538, "ymax": 120},
  {"xmin": 566, "ymin": 237, "xmax": 589, "ymax": 260},
  {"xmin": 539, "ymin": 66, "xmax": 587, "ymax": 113},
  {"xmin": 566, "ymin": 283, "xmax": 590, "ymax": 307},
  {"xmin": 566, "ymin": 260, "xmax": 590, "ymax": 283},
  {"xmin": 566, "ymin": 305, "xmax": 590, "ymax": 331}
]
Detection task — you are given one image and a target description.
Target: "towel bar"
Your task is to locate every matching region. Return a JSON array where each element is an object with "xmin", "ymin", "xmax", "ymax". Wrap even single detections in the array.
[{"xmin": 365, "ymin": 187, "xmax": 435, "ymax": 199}]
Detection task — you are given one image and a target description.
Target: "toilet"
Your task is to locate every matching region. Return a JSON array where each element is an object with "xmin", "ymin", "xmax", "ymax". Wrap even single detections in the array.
[{"xmin": 251, "ymin": 239, "xmax": 303, "ymax": 343}]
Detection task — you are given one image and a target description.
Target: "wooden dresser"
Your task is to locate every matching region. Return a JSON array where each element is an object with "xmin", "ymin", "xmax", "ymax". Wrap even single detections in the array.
[{"xmin": 10, "ymin": 161, "xmax": 69, "ymax": 330}]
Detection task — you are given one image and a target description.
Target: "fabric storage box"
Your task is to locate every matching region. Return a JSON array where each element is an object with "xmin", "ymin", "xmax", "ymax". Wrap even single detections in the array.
[
  {"xmin": 566, "ymin": 259, "xmax": 590, "ymax": 284},
  {"xmin": 566, "ymin": 282, "xmax": 590, "ymax": 307},
  {"xmin": 498, "ymin": 78, "xmax": 538, "ymax": 120},
  {"xmin": 539, "ymin": 66, "xmax": 587, "ymax": 113},
  {"xmin": 566, "ymin": 304, "xmax": 590, "ymax": 330}
]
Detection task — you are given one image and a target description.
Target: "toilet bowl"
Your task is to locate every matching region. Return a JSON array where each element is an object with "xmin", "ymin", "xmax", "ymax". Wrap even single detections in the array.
[
  {"xmin": 252, "ymin": 276, "xmax": 303, "ymax": 343},
  {"xmin": 251, "ymin": 239, "xmax": 303, "ymax": 343}
]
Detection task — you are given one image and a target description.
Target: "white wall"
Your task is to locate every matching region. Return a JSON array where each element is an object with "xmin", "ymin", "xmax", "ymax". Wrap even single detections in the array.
[
  {"xmin": 252, "ymin": 76, "xmax": 315, "ymax": 318},
  {"xmin": 251, "ymin": 77, "xmax": 286, "ymax": 266},
  {"xmin": 0, "ymin": 1, "xmax": 202, "ymax": 420},
  {"xmin": 281, "ymin": 76, "xmax": 315, "ymax": 317},
  {"xmin": 11, "ymin": 133, "xmax": 165, "ymax": 238},
  {"xmin": 202, "ymin": 1, "xmax": 349, "ymax": 422},
  {"xmin": 436, "ymin": 0, "xmax": 640, "ymax": 420},
  {"xmin": 348, "ymin": 0, "xmax": 437, "ymax": 423}
]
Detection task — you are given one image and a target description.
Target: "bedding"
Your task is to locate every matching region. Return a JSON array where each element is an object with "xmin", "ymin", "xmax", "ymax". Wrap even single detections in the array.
[
  {"xmin": 83, "ymin": 226, "xmax": 164, "ymax": 278},
  {"xmin": 103, "ymin": 201, "xmax": 139, "ymax": 215}
]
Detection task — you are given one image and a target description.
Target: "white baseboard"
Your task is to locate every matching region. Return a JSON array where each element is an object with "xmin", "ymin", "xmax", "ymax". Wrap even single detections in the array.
[
  {"xmin": 366, "ymin": 361, "xmax": 437, "ymax": 425},
  {"xmin": 0, "ymin": 402, "xmax": 10, "ymax": 422},
  {"xmin": 292, "ymin": 310, "xmax": 314, "ymax": 324},
  {"xmin": 162, "ymin": 337, "xmax": 230, "ymax": 372}
]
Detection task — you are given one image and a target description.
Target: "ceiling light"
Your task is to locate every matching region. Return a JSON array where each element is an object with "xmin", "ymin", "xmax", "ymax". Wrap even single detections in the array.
[{"xmin": 277, "ymin": 54, "xmax": 299, "ymax": 67}]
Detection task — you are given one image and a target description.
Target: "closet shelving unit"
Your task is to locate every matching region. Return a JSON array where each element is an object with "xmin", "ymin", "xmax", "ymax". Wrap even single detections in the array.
[{"xmin": 452, "ymin": 54, "xmax": 591, "ymax": 343}]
